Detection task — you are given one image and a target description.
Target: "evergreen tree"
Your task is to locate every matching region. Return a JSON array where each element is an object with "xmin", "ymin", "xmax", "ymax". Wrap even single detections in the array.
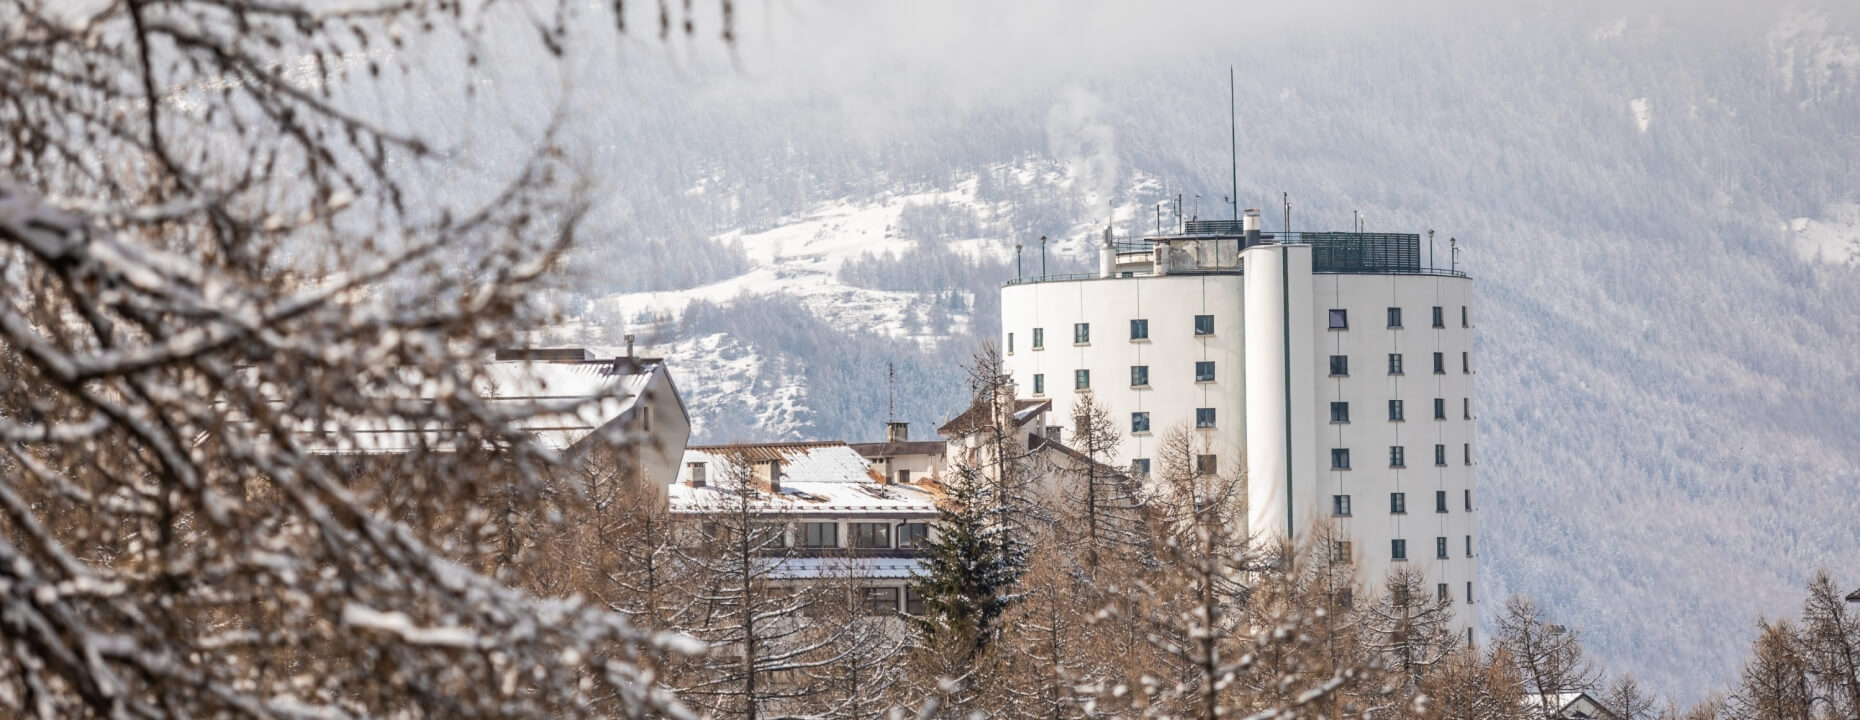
[{"xmin": 908, "ymin": 463, "xmax": 1024, "ymax": 659}]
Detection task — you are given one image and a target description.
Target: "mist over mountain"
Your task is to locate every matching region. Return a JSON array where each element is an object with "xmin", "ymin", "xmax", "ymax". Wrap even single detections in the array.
[{"xmin": 511, "ymin": 0, "xmax": 1860, "ymax": 703}]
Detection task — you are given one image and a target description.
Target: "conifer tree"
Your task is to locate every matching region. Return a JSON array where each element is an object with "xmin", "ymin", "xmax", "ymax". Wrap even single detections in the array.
[{"xmin": 909, "ymin": 463, "xmax": 1023, "ymax": 659}]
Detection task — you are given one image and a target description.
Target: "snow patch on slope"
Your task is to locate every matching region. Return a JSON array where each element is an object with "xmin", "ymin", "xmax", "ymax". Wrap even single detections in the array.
[
  {"xmin": 1630, "ymin": 98, "xmax": 1651, "ymax": 132},
  {"xmin": 1785, "ymin": 201, "xmax": 1860, "ymax": 266}
]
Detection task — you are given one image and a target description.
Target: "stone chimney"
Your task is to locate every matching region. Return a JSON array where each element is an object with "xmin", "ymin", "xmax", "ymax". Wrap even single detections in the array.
[
  {"xmin": 755, "ymin": 458, "xmax": 782, "ymax": 493},
  {"xmin": 885, "ymin": 422, "xmax": 909, "ymax": 443},
  {"xmin": 685, "ymin": 461, "xmax": 707, "ymax": 488}
]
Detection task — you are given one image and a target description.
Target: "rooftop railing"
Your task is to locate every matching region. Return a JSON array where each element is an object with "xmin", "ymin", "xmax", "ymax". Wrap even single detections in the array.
[{"xmin": 1006, "ymin": 230, "xmax": 1468, "ymax": 286}]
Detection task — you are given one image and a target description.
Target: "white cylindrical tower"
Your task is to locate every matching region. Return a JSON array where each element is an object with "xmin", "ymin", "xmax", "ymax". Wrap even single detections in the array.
[{"xmin": 1243, "ymin": 241, "xmax": 1317, "ymax": 541}]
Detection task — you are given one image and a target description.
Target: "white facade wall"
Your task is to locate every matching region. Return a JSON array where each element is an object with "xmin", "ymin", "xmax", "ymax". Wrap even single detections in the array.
[
  {"xmin": 999, "ymin": 274, "xmax": 1247, "ymax": 480},
  {"xmin": 1000, "ymin": 242, "xmax": 1479, "ymax": 641}
]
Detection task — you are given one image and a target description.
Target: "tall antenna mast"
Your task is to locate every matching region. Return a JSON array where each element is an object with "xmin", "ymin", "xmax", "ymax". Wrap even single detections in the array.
[
  {"xmin": 887, "ymin": 362, "xmax": 895, "ymax": 422},
  {"xmin": 1230, "ymin": 65, "xmax": 1240, "ymax": 223}
]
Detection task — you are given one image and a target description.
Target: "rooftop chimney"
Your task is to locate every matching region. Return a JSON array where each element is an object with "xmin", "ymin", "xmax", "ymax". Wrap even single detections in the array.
[
  {"xmin": 885, "ymin": 422, "xmax": 909, "ymax": 443},
  {"xmin": 624, "ymin": 333, "xmax": 635, "ymax": 357},
  {"xmin": 873, "ymin": 457, "xmax": 891, "ymax": 484},
  {"xmin": 1243, "ymin": 209, "xmax": 1263, "ymax": 247},
  {"xmin": 686, "ymin": 461, "xmax": 707, "ymax": 488},
  {"xmin": 756, "ymin": 458, "xmax": 782, "ymax": 493}
]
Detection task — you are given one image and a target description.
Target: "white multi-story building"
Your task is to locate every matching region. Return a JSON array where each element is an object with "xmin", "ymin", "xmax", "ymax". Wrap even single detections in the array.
[{"xmin": 999, "ymin": 210, "xmax": 1479, "ymax": 641}]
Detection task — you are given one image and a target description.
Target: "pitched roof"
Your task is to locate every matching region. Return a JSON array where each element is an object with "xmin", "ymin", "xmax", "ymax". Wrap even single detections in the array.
[
  {"xmin": 1027, "ymin": 432, "xmax": 1129, "ymax": 478},
  {"xmin": 307, "ymin": 356, "xmax": 668, "ymax": 454},
  {"xmin": 669, "ymin": 443, "xmax": 940, "ymax": 515},
  {"xmin": 936, "ymin": 397, "xmax": 1051, "ymax": 436},
  {"xmin": 847, "ymin": 440, "xmax": 947, "ymax": 458}
]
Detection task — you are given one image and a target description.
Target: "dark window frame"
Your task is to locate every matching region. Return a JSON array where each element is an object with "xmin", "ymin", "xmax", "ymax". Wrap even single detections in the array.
[
  {"xmin": 1328, "ymin": 309, "xmax": 1348, "ymax": 329},
  {"xmin": 1195, "ymin": 361, "xmax": 1216, "ymax": 382},
  {"xmin": 1392, "ymin": 539, "xmax": 1408, "ymax": 561},
  {"xmin": 1390, "ymin": 445, "xmax": 1406, "ymax": 468},
  {"xmin": 850, "ymin": 522, "xmax": 892, "ymax": 549},
  {"xmin": 1074, "ymin": 322, "xmax": 1090, "ymax": 344},
  {"xmin": 1131, "ymin": 412, "xmax": 1150, "ymax": 433},
  {"xmin": 1330, "ymin": 402, "xmax": 1350, "ymax": 423},
  {"xmin": 1131, "ymin": 365, "xmax": 1149, "ymax": 387},
  {"xmin": 1333, "ymin": 494, "xmax": 1352, "ymax": 516},
  {"xmin": 1329, "ymin": 355, "xmax": 1349, "ymax": 376},
  {"xmin": 1331, "ymin": 448, "xmax": 1351, "ymax": 470},
  {"xmin": 1388, "ymin": 353, "xmax": 1404, "ymax": 375},
  {"xmin": 1432, "ymin": 306, "xmax": 1444, "ymax": 328},
  {"xmin": 1389, "ymin": 399, "xmax": 1405, "ymax": 421},
  {"xmin": 1390, "ymin": 492, "xmax": 1407, "ymax": 514},
  {"xmin": 1387, "ymin": 307, "xmax": 1402, "ymax": 328},
  {"xmin": 1130, "ymin": 318, "xmax": 1149, "ymax": 340},
  {"xmin": 1074, "ymin": 369, "xmax": 1090, "ymax": 390},
  {"xmin": 1195, "ymin": 407, "xmax": 1217, "ymax": 428},
  {"xmin": 1194, "ymin": 314, "xmax": 1215, "ymax": 336},
  {"xmin": 1032, "ymin": 327, "xmax": 1044, "ymax": 349},
  {"xmin": 801, "ymin": 522, "xmax": 839, "ymax": 548}
]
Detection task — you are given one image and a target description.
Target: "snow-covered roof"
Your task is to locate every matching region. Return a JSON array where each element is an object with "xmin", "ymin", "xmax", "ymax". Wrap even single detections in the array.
[
  {"xmin": 669, "ymin": 443, "xmax": 941, "ymax": 516},
  {"xmin": 306, "ymin": 357, "xmax": 667, "ymax": 454},
  {"xmin": 937, "ymin": 397, "xmax": 1050, "ymax": 435},
  {"xmin": 768, "ymin": 556, "xmax": 923, "ymax": 581}
]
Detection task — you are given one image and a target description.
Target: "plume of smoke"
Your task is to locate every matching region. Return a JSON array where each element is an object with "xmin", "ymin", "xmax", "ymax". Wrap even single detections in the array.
[{"xmin": 1046, "ymin": 87, "xmax": 1119, "ymax": 206}]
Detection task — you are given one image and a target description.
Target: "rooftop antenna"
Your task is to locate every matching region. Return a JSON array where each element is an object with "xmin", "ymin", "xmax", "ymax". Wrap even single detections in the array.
[
  {"xmin": 1282, "ymin": 192, "xmax": 1291, "ymax": 237},
  {"xmin": 887, "ymin": 362, "xmax": 895, "ymax": 422},
  {"xmin": 1428, "ymin": 229, "xmax": 1435, "ymax": 269},
  {"xmin": 1230, "ymin": 65, "xmax": 1240, "ymax": 223}
]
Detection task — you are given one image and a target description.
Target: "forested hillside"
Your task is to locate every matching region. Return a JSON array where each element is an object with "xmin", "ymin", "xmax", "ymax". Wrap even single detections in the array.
[{"xmin": 515, "ymin": 0, "xmax": 1860, "ymax": 702}]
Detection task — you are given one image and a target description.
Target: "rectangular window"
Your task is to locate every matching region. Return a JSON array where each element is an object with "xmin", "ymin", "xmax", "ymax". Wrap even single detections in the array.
[
  {"xmin": 1032, "ymin": 328, "xmax": 1044, "ymax": 349},
  {"xmin": 1333, "ymin": 494, "xmax": 1352, "ymax": 516},
  {"xmin": 1435, "ymin": 444, "xmax": 1447, "ymax": 466},
  {"xmin": 1463, "ymin": 351, "xmax": 1470, "ymax": 374},
  {"xmin": 851, "ymin": 522, "xmax": 891, "ymax": 549},
  {"xmin": 1461, "ymin": 306, "xmax": 1469, "ymax": 328},
  {"xmin": 1331, "ymin": 449, "xmax": 1351, "ymax": 470},
  {"xmin": 1130, "ymin": 458, "xmax": 1151, "ymax": 477},
  {"xmin": 1130, "ymin": 319, "xmax": 1149, "ymax": 340},
  {"xmin": 1438, "ymin": 583, "xmax": 1451, "ymax": 602},
  {"xmin": 1389, "ymin": 445, "xmax": 1406, "ymax": 468},
  {"xmin": 897, "ymin": 469, "xmax": 911, "ymax": 485},
  {"xmin": 1437, "ymin": 537, "xmax": 1448, "ymax": 559},
  {"xmin": 1195, "ymin": 361, "xmax": 1215, "ymax": 382},
  {"xmin": 1032, "ymin": 374, "xmax": 1045, "ymax": 395},
  {"xmin": 1330, "ymin": 402, "xmax": 1350, "ymax": 423},
  {"xmin": 1329, "ymin": 355, "xmax": 1348, "ymax": 376},
  {"xmin": 1463, "ymin": 398, "xmax": 1471, "ymax": 420},
  {"xmin": 1332, "ymin": 541, "xmax": 1352, "ymax": 563},
  {"xmin": 904, "ymin": 588, "xmax": 926, "ymax": 615},
  {"xmin": 1329, "ymin": 309, "xmax": 1348, "ymax": 329},
  {"xmin": 1131, "ymin": 365, "xmax": 1149, "ymax": 386},
  {"xmin": 1390, "ymin": 492, "xmax": 1407, "ymax": 514},
  {"xmin": 1433, "ymin": 352, "xmax": 1445, "ymax": 374},
  {"xmin": 1434, "ymin": 398, "xmax": 1446, "ymax": 420},
  {"xmin": 1132, "ymin": 412, "xmax": 1150, "ymax": 433},
  {"xmin": 1467, "ymin": 581, "xmax": 1475, "ymax": 603},
  {"xmin": 1194, "ymin": 314, "xmax": 1215, "ymax": 336},
  {"xmin": 1387, "ymin": 307, "xmax": 1402, "ymax": 328},
  {"xmin": 1388, "ymin": 353, "xmax": 1404, "ymax": 374},
  {"xmin": 1465, "ymin": 489, "xmax": 1473, "ymax": 511},
  {"xmin": 1466, "ymin": 535, "xmax": 1474, "ymax": 557},
  {"xmin": 1075, "ymin": 369, "xmax": 1090, "ymax": 390},
  {"xmin": 861, "ymin": 587, "xmax": 899, "ymax": 615},
  {"xmin": 1464, "ymin": 443, "xmax": 1472, "ymax": 466},
  {"xmin": 1074, "ymin": 323, "xmax": 1090, "ymax": 344},
  {"xmin": 1436, "ymin": 490, "xmax": 1448, "ymax": 513},
  {"xmin": 801, "ymin": 522, "xmax": 839, "ymax": 548},
  {"xmin": 1007, "ymin": 332, "xmax": 1013, "ymax": 353},
  {"xmin": 1195, "ymin": 454, "xmax": 1217, "ymax": 475},
  {"xmin": 1388, "ymin": 400, "xmax": 1404, "ymax": 421},
  {"xmin": 1392, "ymin": 539, "xmax": 1408, "ymax": 560},
  {"xmin": 753, "ymin": 523, "xmax": 788, "ymax": 548},
  {"xmin": 1432, "ymin": 306, "xmax": 1444, "ymax": 328},
  {"xmin": 1195, "ymin": 407, "xmax": 1216, "ymax": 428},
  {"xmin": 898, "ymin": 523, "xmax": 929, "ymax": 548}
]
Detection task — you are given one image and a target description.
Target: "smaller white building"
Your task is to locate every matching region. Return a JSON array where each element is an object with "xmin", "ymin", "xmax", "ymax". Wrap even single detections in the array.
[{"xmin": 669, "ymin": 442, "xmax": 942, "ymax": 614}]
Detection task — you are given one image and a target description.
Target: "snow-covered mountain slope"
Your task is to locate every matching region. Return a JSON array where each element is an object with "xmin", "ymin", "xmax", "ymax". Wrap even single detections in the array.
[{"xmin": 531, "ymin": 2, "xmax": 1860, "ymax": 702}]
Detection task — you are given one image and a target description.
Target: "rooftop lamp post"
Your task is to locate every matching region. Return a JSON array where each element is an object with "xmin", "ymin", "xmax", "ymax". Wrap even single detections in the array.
[
  {"xmin": 1015, "ymin": 241, "xmax": 1023, "ymax": 279},
  {"xmin": 1040, "ymin": 235, "xmax": 1047, "ymax": 277}
]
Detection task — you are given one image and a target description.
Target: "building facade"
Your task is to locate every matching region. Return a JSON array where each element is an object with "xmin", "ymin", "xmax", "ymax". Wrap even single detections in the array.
[{"xmin": 999, "ymin": 212, "xmax": 1479, "ymax": 640}]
